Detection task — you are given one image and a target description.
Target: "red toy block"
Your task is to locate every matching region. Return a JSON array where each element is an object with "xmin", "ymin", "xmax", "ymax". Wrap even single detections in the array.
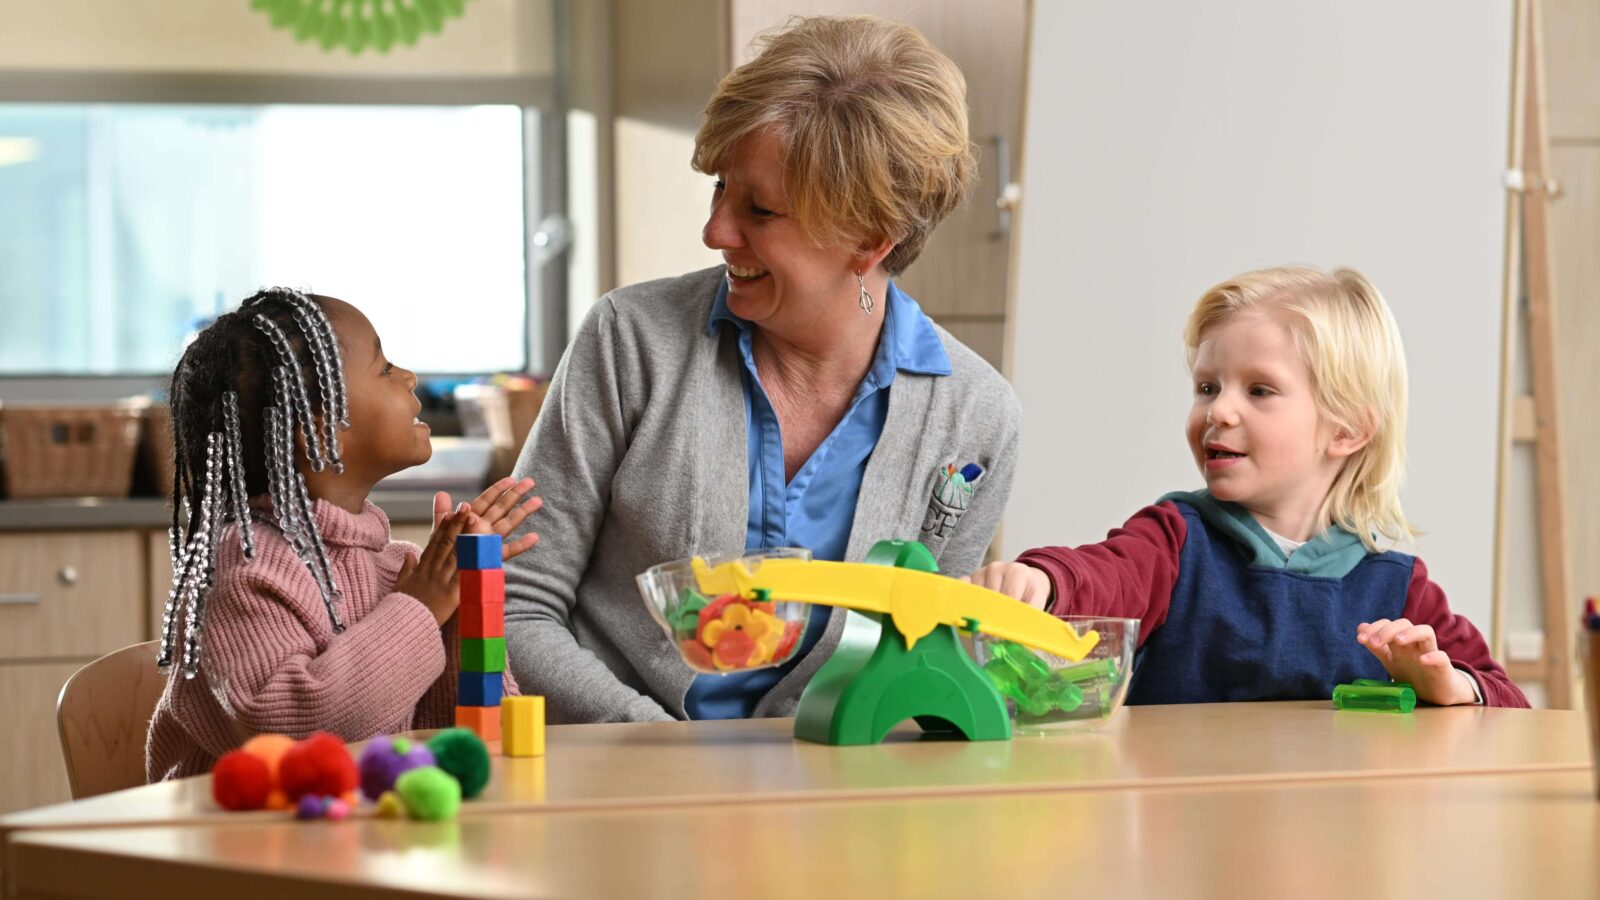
[
  {"xmin": 455, "ymin": 705, "xmax": 501, "ymax": 742},
  {"xmin": 459, "ymin": 601, "xmax": 505, "ymax": 638},
  {"xmin": 460, "ymin": 568, "xmax": 505, "ymax": 607}
]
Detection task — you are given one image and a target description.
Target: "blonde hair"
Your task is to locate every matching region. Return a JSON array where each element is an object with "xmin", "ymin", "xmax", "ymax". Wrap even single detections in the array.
[
  {"xmin": 691, "ymin": 15, "xmax": 976, "ymax": 275},
  {"xmin": 1184, "ymin": 266, "xmax": 1416, "ymax": 550}
]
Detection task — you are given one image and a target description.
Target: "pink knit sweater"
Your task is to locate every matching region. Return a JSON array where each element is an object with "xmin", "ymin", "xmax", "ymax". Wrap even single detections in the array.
[{"xmin": 146, "ymin": 498, "xmax": 518, "ymax": 781}]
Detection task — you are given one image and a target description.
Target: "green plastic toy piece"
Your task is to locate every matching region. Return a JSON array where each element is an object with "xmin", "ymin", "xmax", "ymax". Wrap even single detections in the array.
[
  {"xmin": 979, "ymin": 639, "xmax": 1096, "ymax": 722},
  {"xmin": 1332, "ymin": 680, "xmax": 1416, "ymax": 713},
  {"xmin": 665, "ymin": 587, "xmax": 709, "ymax": 633},
  {"xmin": 793, "ymin": 540, "xmax": 1012, "ymax": 745},
  {"xmin": 992, "ymin": 639, "xmax": 1052, "ymax": 683},
  {"xmin": 1057, "ymin": 658, "xmax": 1120, "ymax": 685}
]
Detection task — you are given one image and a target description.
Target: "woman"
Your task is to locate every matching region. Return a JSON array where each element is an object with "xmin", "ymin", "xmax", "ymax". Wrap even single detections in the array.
[{"xmin": 505, "ymin": 15, "xmax": 1020, "ymax": 722}]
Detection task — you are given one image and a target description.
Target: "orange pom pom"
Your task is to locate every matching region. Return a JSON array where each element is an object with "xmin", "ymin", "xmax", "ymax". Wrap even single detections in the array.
[
  {"xmin": 240, "ymin": 734, "xmax": 295, "ymax": 809},
  {"xmin": 278, "ymin": 733, "xmax": 358, "ymax": 803},
  {"xmin": 211, "ymin": 749, "xmax": 272, "ymax": 811}
]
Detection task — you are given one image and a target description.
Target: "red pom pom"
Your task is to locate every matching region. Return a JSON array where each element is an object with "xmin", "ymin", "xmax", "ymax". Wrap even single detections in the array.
[
  {"xmin": 278, "ymin": 733, "xmax": 358, "ymax": 802},
  {"xmin": 212, "ymin": 749, "xmax": 272, "ymax": 811}
]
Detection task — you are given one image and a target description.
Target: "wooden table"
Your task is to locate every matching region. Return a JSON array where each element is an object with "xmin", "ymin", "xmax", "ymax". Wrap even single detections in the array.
[
  {"xmin": 7, "ymin": 771, "xmax": 1599, "ymax": 899},
  {"xmin": 2, "ymin": 702, "xmax": 1593, "ymax": 898}
]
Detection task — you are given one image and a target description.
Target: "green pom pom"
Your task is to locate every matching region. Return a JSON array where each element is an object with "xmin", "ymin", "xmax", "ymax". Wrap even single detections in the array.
[
  {"xmin": 395, "ymin": 766, "xmax": 461, "ymax": 821},
  {"xmin": 426, "ymin": 728, "xmax": 491, "ymax": 799}
]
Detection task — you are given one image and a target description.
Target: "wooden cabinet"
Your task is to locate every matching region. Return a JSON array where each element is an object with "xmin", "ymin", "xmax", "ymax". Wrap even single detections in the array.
[
  {"xmin": 0, "ymin": 532, "xmax": 146, "ymax": 815},
  {"xmin": 0, "ymin": 532, "xmax": 143, "ymax": 661},
  {"xmin": 0, "ymin": 662, "xmax": 86, "ymax": 815}
]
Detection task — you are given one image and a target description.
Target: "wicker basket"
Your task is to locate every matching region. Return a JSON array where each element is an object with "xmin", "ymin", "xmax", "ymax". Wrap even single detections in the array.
[
  {"xmin": 0, "ymin": 403, "xmax": 143, "ymax": 499},
  {"xmin": 138, "ymin": 403, "xmax": 176, "ymax": 498}
]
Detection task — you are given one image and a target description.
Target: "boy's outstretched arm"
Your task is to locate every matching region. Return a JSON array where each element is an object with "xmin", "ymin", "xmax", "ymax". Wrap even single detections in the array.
[
  {"xmin": 1357, "ymin": 557, "xmax": 1530, "ymax": 708},
  {"xmin": 1004, "ymin": 501, "xmax": 1188, "ymax": 648}
]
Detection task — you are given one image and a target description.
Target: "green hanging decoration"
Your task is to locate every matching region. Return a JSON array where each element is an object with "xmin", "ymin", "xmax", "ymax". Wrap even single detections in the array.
[{"xmin": 250, "ymin": 0, "xmax": 473, "ymax": 55}]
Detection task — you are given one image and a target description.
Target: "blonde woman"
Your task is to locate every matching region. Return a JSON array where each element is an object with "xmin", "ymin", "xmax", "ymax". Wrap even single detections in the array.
[
  {"xmin": 504, "ymin": 16, "xmax": 1019, "ymax": 722},
  {"xmin": 966, "ymin": 267, "xmax": 1527, "ymax": 708}
]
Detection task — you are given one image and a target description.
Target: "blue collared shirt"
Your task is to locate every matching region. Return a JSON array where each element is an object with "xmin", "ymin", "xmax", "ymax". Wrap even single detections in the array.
[{"xmin": 685, "ymin": 277, "xmax": 952, "ymax": 719}]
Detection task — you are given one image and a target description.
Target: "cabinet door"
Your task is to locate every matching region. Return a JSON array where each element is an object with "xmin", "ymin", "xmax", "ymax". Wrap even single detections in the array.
[
  {"xmin": 0, "ymin": 661, "xmax": 83, "ymax": 814},
  {"xmin": 0, "ymin": 532, "xmax": 144, "ymax": 661}
]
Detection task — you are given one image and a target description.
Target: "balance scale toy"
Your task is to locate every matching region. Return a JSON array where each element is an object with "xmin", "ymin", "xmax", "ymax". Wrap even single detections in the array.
[{"xmin": 689, "ymin": 540, "xmax": 1100, "ymax": 745}]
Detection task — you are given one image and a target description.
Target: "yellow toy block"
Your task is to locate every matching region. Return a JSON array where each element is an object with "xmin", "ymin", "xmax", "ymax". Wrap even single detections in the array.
[{"xmin": 501, "ymin": 695, "xmax": 545, "ymax": 757}]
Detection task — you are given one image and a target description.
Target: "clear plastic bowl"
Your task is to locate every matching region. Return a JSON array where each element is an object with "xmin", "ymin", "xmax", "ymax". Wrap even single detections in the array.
[
  {"xmin": 636, "ymin": 548, "xmax": 814, "ymax": 674},
  {"xmin": 969, "ymin": 616, "xmax": 1139, "ymax": 732}
]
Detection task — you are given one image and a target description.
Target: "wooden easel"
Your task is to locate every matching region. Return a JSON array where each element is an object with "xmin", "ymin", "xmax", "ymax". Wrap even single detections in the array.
[{"xmin": 1492, "ymin": 0, "xmax": 1574, "ymax": 709}]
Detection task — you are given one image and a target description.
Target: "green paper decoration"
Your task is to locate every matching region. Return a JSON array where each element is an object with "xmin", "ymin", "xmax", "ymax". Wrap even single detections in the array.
[{"xmin": 250, "ymin": 0, "xmax": 472, "ymax": 55}]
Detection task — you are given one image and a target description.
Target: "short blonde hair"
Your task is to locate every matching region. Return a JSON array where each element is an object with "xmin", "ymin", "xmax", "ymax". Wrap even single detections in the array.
[
  {"xmin": 1184, "ymin": 266, "xmax": 1416, "ymax": 550},
  {"xmin": 692, "ymin": 15, "xmax": 976, "ymax": 275}
]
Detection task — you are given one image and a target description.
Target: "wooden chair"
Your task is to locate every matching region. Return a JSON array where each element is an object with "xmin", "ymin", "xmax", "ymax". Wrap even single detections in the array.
[{"xmin": 56, "ymin": 641, "xmax": 166, "ymax": 799}]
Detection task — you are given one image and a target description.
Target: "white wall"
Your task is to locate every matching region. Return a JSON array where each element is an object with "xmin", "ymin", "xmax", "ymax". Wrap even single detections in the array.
[{"xmin": 1005, "ymin": 1, "xmax": 1514, "ymax": 626}]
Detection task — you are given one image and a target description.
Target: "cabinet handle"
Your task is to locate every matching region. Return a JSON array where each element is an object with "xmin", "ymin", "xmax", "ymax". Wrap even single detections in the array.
[
  {"xmin": 58, "ymin": 566, "xmax": 79, "ymax": 586},
  {"xmin": 0, "ymin": 593, "xmax": 41, "ymax": 605},
  {"xmin": 988, "ymin": 135, "xmax": 1021, "ymax": 241}
]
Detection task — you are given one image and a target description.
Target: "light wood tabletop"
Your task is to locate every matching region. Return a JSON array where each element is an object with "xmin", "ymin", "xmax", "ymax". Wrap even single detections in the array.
[
  {"xmin": 1, "ymin": 701, "xmax": 1588, "ymax": 848},
  {"xmin": 7, "ymin": 770, "xmax": 1599, "ymax": 899}
]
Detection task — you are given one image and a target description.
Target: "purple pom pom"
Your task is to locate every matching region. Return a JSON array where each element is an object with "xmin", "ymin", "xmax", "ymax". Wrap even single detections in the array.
[
  {"xmin": 358, "ymin": 736, "xmax": 436, "ymax": 801},
  {"xmin": 295, "ymin": 793, "xmax": 326, "ymax": 820}
]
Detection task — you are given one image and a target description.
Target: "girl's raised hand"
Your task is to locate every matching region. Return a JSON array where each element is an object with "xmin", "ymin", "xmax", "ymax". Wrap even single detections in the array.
[
  {"xmin": 396, "ymin": 507, "xmax": 476, "ymax": 626},
  {"xmin": 432, "ymin": 477, "xmax": 543, "ymax": 562}
]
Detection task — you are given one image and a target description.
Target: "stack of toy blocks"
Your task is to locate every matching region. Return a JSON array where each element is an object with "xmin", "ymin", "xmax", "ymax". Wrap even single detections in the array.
[{"xmin": 456, "ymin": 533, "xmax": 504, "ymax": 741}]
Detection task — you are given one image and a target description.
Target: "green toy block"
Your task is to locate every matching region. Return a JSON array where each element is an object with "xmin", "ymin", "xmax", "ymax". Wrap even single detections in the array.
[{"xmin": 461, "ymin": 637, "xmax": 506, "ymax": 673}]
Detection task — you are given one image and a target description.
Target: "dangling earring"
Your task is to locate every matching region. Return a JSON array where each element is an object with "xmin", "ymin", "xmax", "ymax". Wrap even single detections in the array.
[{"xmin": 857, "ymin": 270, "xmax": 874, "ymax": 316}]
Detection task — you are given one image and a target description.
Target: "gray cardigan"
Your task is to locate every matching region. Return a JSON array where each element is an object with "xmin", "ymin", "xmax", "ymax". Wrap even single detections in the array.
[{"xmin": 504, "ymin": 266, "xmax": 1021, "ymax": 723}]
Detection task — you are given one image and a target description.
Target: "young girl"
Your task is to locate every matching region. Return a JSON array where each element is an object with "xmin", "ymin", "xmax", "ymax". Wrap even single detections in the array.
[
  {"xmin": 967, "ymin": 267, "xmax": 1527, "ymax": 707},
  {"xmin": 147, "ymin": 288, "xmax": 544, "ymax": 780}
]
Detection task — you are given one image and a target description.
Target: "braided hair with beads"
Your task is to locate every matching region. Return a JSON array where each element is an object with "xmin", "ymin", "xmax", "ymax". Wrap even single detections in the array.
[{"xmin": 159, "ymin": 288, "xmax": 351, "ymax": 677}]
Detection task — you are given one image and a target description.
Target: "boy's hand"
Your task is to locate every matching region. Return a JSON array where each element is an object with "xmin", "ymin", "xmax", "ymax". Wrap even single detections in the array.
[
  {"xmin": 432, "ymin": 476, "xmax": 542, "ymax": 562},
  {"xmin": 960, "ymin": 562, "xmax": 1053, "ymax": 611},
  {"xmin": 395, "ymin": 507, "xmax": 476, "ymax": 626},
  {"xmin": 1356, "ymin": 618, "xmax": 1478, "ymax": 705}
]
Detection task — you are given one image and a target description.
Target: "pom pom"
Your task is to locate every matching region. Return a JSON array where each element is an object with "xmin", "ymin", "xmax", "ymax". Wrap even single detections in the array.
[
  {"xmin": 240, "ymin": 734, "xmax": 295, "ymax": 809},
  {"xmin": 358, "ymin": 736, "xmax": 436, "ymax": 800},
  {"xmin": 295, "ymin": 794, "xmax": 327, "ymax": 820},
  {"xmin": 426, "ymin": 728, "xmax": 491, "ymax": 799},
  {"xmin": 395, "ymin": 766, "xmax": 461, "ymax": 821},
  {"xmin": 324, "ymin": 797, "xmax": 351, "ymax": 821},
  {"xmin": 279, "ymin": 732, "xmax": 359, "ymax": 802},
  {"xmin": 376, "ymin": 790, "xmax": 406, "ymax": 819},
  {"xmin": 211, "ymin": 749, "xmax": 271, "ymax": 811}
]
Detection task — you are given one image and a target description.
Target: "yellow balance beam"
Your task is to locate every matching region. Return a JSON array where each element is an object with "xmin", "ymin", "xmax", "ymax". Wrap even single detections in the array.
[{"xmin": 690, "ymin": 557, "xmax": 1099, "ymax": 662}]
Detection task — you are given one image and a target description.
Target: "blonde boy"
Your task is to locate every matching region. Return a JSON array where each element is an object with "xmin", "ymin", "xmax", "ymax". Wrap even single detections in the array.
[{"xmin": 968, "ymin": 267, "xmax": 1526, "ymax": 707}]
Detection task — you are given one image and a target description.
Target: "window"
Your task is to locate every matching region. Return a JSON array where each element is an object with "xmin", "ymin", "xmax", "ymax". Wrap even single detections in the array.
[{"xmin": 0, "ymin": 103, "xmax": 531, "ymax": 375}]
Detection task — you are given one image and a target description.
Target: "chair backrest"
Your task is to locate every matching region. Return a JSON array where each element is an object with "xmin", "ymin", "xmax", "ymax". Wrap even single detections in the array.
[{"xmin": 56, "ymin": 641, "xmax": 166, "ymax": 799}]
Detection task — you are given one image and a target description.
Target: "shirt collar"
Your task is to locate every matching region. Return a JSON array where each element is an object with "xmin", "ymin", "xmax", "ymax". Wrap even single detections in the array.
[{"xmin": 706, "ymin": 274, "xmax": 952, "ymax": 378}]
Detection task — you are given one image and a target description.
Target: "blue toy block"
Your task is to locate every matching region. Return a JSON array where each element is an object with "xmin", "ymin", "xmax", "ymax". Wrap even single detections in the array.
[
  {"xmin": 456, "ymin": 534, "xmax": 503, "ymax": 570},
  {"xmin": 458, "ymin": 670, "xmax": 503, "ymax": 707}
]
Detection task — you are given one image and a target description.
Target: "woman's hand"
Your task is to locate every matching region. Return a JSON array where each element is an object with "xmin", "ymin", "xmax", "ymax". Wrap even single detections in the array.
[
  {"xmin": 1356, "ymin": 618, "xmax": 1479, "ymax": 705},
  {"xmin": 432, "ymin": 477, "xmax": 542, "ymax": 562},
  {"xmin": 395, "ymin": 507, "xmax": 476, "ymax": 626},
  {"xmin": 960, "ymin": 562, "xmax": 1053, "ymax": 611}
]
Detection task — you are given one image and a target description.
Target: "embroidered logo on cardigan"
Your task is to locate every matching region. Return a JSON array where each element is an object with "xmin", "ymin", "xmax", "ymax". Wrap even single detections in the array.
[{"xmin": 920, "ymin": 463, "xmax": 983, "ymax": 541}]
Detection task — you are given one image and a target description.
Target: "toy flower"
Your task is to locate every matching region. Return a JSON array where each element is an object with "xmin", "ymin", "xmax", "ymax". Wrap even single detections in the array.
[{"xmin": 700, "ymin": 602, "xmax": 785, "ymax": 670}]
